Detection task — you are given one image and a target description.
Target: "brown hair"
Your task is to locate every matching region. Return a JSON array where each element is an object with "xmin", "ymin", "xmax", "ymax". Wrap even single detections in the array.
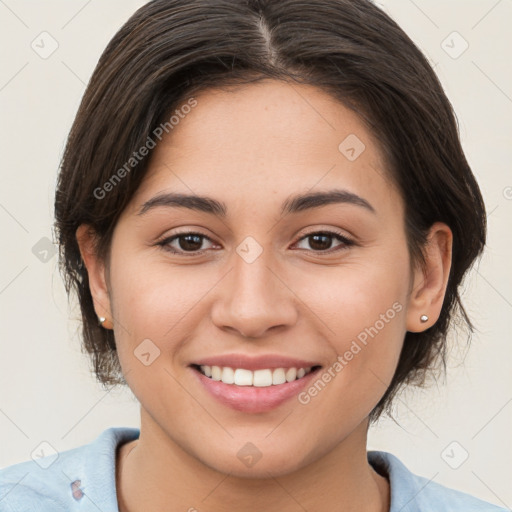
[{"xmin": 54, "ymin": 0, "xmax": 486, "ymax": 423}]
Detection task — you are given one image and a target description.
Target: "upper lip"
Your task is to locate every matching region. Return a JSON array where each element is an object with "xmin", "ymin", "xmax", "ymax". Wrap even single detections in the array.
[{"xmin": 191, "ymin": 354, "xmax": 322, "ymax": 371}]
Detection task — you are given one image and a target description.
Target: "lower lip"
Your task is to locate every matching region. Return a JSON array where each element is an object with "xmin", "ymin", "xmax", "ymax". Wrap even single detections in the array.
[{"xmin": 190, "ymin": 366, "xmax": 321, "ymax": 413}]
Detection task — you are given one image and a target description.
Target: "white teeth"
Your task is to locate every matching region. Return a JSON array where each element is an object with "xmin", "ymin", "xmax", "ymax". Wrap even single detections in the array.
[
  {"xmin": 234, "ymin": 368, "xmax": 253, "ymax": 386},
  {"xmin": 253, "ymin": 369, "xmax": 273, "ymax": 387},
  {"xmin": 222, "ymin": 366, "xmax": 235, "ymax": 384},
  {"xmin": 285, "ymin": 367, "xmax": 297, "ymax": 382},
  {"xmin": 272, "ymin": 368, "xmax": 286, "ymax": 385},
  {"xmin": 198, "ymin": 365, "xmax": 314, "ymax": 386},
  {"xmin": 211, "ymin": 365, "xmax": 222, "ymax": 381}
]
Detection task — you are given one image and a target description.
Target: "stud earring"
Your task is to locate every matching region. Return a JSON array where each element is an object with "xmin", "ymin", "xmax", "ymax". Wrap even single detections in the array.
[
  {"xmin": 98, "ymin": 316, "xmax": 106, "ymax": 325},
  {"xmin": 420, "ymin": 314, "xmax": 429, "ymax": 323}
]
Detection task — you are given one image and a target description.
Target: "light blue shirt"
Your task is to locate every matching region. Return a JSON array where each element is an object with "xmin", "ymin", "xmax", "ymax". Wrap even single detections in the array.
[{"xmin": 0, "ymin": 427, "xmax": 507, "ymax": 511}]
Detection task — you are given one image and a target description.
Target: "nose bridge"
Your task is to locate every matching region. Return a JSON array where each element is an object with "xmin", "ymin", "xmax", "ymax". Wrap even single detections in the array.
[
  {"xmin": 211, "ymin": 242, "xmax": 297, "ymax": 338},
  {"xmin": 233, "ymin": 248, "xmax": 278, "ymax": 301}
]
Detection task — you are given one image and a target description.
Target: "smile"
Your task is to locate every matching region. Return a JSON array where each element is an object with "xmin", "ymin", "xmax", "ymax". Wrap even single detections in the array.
[
  {"xmin": 190, "ymin": 363, "xmax": 323, "ymax": 413},
  {"xmin": 195, "ymin": 365, "xmax": 318, "ymax": 387}
]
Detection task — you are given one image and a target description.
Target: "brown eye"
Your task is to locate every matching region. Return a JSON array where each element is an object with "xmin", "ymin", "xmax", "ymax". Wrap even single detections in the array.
[
  {"xmin": 176, "ymin": 234, "xmax": 204, "ymax": 251},
  {"xmin": 157, "ymin": 232, "xmax": 216, "ymax": 255},
  {"xmin": 294, "ymin": 231, "xmax": 354, "ymax": 253}
]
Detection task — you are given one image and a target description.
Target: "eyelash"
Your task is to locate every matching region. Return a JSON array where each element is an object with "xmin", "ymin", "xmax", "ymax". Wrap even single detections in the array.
[{"xmin": 156, "ymin": 229, "xmax": 356, "ymax": 257}]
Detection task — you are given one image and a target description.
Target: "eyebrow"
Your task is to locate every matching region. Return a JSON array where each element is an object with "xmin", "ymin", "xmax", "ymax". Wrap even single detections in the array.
[{"xmin": 137, "ymin": 189, "xmax": 376, "ymax": 217}]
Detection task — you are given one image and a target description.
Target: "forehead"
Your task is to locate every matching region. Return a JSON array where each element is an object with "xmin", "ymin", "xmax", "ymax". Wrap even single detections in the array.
[{"xmin": 126, "ymin": 80, "xmax": 400, "ymax": 218}]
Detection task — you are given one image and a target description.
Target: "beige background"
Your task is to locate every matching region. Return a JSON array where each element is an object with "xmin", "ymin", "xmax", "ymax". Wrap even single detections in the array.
[{"xmin": 0, "ymin": 0, "xmax": 511, "ymax": 508}]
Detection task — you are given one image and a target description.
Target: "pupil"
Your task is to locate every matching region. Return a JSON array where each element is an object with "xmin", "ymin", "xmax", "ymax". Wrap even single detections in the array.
[
  {"xmin": 179, "ymin": 234, "xmax": 202, "ymax": 251},
  {"xmin": 310, "ymin": 234, "xmax": 331, "ymax": 251}
]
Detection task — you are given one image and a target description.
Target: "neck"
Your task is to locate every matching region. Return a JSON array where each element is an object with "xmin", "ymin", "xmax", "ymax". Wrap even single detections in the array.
[{"xmin": 116, "ymin": 411, "xmax": 389, "ymax": 512}]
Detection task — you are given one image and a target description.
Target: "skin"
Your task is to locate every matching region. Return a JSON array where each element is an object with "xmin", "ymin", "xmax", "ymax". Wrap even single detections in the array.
[{"xmin": 77, "ymin": 80, "xmax": 452, "ymax": 512}]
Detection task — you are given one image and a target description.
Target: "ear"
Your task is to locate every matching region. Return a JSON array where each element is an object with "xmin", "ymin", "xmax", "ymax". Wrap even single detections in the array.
[
  {"xmin": 406, "ymin": 222, "xmax": 453, "ymax": 333},
  {"xmin": 76, "ymin": 224, "xmax": 113, "ymax": 329}
]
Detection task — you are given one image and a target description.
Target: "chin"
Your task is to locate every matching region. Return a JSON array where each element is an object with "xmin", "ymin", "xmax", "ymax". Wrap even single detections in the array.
[{"xmin": 199, "ymin": 446, "xmax": 311, "ymax": 479}]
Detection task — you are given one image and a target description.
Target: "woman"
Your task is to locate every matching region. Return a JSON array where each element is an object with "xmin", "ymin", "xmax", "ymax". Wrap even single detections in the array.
[{"xmin": 0, "ymin": 0, "xmax": 506, "ymax": 510}]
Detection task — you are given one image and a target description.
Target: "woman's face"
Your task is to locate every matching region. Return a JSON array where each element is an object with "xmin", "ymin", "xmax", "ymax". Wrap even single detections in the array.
[{"xmin": 81, "ymin": 80, "xmax": 444, "ymax": 477}]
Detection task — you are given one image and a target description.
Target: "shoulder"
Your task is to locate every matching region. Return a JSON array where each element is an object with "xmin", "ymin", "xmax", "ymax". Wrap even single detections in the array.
[
  {"xmin": 368, "ymin": 450, "xmax": 508, "ymax": 512},
  {"xmin": 0, "ymin": 427, "xmax": 140, "ymax": 511}
]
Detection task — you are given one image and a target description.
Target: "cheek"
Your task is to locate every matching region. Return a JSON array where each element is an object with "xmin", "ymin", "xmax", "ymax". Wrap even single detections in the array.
[
  {"xmin": 109, "ymin": 253, "xmax": 217, "ymax": 368},
  {"xmin": 301, "ymin": 245, "xmax": 410, "ymax": 343},
  {"xmin": 333, "ymin": 266, "xmax": 408, "ymax": 354},
  {"xmin": 292, "ymin": 246, "xmax": 410, "ymax": 409},
  {"xmin": 108, "ymin": 259, "xmax": 202, "ymax": 414},
  {"xmin": 111, "ymin": 250, "xmax": 191, "ymax": 327}
]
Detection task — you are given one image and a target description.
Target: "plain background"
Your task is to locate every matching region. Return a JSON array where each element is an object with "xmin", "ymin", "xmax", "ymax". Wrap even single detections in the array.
[{"xmin": 0, "ymin": 0, "xmax": 511, "ymax": 508}]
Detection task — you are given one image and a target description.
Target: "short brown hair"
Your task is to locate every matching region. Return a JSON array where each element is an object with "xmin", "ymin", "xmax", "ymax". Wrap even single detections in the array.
[{"xmin": 54, "ymin": 0, "xmax": 486, "ymax": 423}]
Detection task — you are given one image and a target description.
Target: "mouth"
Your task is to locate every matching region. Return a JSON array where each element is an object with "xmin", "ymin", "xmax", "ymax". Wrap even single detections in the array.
[
  {"xmin": 189, "ymin": 360, "xmax": 323, "ymax": 413},
  {"xmin": 191, "ymin": 364, "xmax": 322, "ymax": 387}
]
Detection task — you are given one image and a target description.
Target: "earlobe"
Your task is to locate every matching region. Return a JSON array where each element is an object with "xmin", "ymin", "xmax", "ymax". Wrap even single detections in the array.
[
  {"xmin": 406, "ymin": 222, "xmax": 452, "ymax": 333},
  {"xmin": 76, "ymin": 224, "xmax": 113, "ymax": 329}
]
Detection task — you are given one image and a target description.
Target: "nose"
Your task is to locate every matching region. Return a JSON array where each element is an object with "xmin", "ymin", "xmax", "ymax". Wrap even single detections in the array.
[{"xmin": 210, "ymin": 249, "xmax": 298, "ymax": 339}]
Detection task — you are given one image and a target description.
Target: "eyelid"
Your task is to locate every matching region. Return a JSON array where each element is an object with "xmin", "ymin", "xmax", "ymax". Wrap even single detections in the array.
[
  {"xmin": 155, "ymin": 230, "xmax": 217, "ymax": 256},
  {"xmin": 292, "ymin": 228, "xmax": 356, "ymax": 252},
  {"xmin": 295, "ymin": 226, "xmax": 354, "ymax": 242}
]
